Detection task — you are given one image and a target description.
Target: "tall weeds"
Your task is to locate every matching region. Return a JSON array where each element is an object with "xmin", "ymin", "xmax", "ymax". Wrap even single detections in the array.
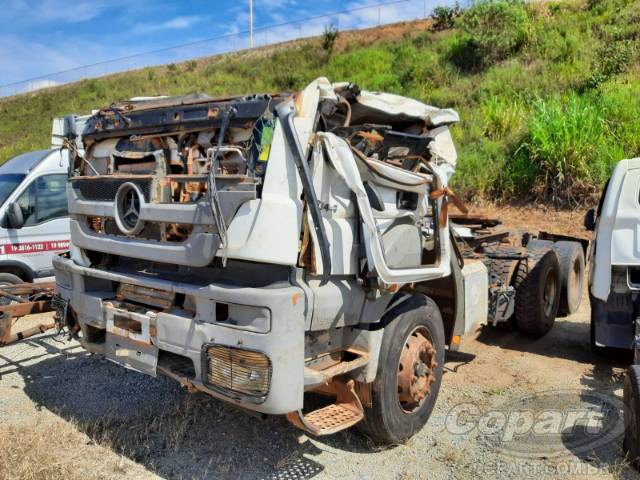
[{"xmin": 513, "ymin": 94, "xmax": 617, "ymax": 203}]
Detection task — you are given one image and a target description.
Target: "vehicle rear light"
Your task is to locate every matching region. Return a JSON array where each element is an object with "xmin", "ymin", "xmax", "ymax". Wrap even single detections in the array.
[{"xmin": 204, "ymin": 345, "xmax": 271, "ymax": 398}]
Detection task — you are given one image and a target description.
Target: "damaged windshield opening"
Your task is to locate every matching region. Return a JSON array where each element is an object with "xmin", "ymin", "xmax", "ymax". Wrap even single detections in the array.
[{"xmin": 67, "ymin": 78, "xmax": 459, "ymax": 285}]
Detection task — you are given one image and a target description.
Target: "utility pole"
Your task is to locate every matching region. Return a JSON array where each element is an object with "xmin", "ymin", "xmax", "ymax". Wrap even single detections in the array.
[{"xmin": 249, "ymin": 0, "xmax": 254, "ymax": 48}]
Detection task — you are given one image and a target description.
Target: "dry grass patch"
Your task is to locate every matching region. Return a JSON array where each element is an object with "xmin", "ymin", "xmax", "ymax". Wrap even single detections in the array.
[{"xmin": 0, "ymin": 420, "xmax": 132, "ymax": 480}]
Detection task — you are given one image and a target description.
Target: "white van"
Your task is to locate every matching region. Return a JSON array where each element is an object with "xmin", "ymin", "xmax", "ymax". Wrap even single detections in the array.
[
  {"xmin": 0, "ymin": 114, "xmax": 86, "ymax": 285},
  {"xmin": 0, "ymin": 149, "xmax": 70, "ymax": 283}
]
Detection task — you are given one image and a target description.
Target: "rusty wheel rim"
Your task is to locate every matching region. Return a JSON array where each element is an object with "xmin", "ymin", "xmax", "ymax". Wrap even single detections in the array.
[{"xmin": 397, "ymin": 326, "xmax": 437, "ymax": 413}]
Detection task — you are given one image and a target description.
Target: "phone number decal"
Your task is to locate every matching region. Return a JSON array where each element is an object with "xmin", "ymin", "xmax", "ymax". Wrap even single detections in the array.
[{"xmin": 0, "ymin": 240, "xmax": 70, "ymax": 255}]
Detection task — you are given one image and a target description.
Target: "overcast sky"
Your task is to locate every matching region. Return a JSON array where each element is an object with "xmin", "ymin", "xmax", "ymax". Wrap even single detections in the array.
[{"xmin": 0, "ymin": 0, "xmax": 453, "ymax": 93}]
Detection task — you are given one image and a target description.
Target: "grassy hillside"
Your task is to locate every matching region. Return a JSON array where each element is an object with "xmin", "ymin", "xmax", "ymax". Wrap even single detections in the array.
[{"xmin": 1, "ymin": 0, "xmax": 639, "ymax": 204}]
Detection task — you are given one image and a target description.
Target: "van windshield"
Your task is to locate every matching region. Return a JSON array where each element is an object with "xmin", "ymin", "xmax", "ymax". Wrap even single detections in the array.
[{"xmin": 0, "ymin": 174, "xmax": 26, "ymax": 207}]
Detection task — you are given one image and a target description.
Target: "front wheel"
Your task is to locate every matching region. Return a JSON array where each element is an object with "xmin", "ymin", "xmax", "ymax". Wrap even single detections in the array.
[{"xmin": 357, "ymin": 295, "xmax": 445, "ymax": 444}]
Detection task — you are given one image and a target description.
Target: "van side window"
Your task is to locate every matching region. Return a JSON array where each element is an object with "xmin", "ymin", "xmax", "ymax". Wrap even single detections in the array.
[{"xmin": 16, "ymin": 174, "xmax": 68, "ymax": 226}]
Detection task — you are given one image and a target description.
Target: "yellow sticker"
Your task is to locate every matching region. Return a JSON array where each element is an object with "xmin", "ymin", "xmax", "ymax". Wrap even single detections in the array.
[{"xmin": 258, "ymin": 144, "xmax": 271, "ymax": 162}]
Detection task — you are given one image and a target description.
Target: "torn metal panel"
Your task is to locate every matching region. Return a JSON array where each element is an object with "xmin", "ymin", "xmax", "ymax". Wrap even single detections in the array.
[{"xmin": 0, "ymin": 281, "xmax": 58, "ymax": 347}]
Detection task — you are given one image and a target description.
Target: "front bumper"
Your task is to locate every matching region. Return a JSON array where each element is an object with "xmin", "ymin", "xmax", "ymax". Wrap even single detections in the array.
[{"xmin": 53, "ymin": 255, "xmax": 306, "ymax": 414}]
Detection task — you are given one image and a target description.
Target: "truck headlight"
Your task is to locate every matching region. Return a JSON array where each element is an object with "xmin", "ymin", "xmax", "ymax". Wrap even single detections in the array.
[{"xmin": 204, "ymin": 345, "xmax": 271, "ymax": 398}]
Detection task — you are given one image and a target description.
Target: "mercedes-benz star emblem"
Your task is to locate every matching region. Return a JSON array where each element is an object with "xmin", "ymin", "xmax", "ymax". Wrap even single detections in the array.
[{"xmin": 114, "ymin": 182, "xmax": 145, "ymax": 235}]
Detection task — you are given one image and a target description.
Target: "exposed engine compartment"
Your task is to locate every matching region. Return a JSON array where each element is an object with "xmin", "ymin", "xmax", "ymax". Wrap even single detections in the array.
[{"xmin": 67, "ymin": 78, "xmax": 459, "ymax": 284}]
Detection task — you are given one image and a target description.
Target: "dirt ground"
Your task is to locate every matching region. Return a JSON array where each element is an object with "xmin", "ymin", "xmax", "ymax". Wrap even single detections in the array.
[{"xmin": 0, "ymin": 204, "xmax": 638, "ymax": 480}]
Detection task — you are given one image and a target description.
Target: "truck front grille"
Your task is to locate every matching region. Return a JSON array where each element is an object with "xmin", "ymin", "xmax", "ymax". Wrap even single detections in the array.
[
  {"xmin": 72, "ymin": 178, "xmax": 152, "ymax": 202},
  {"xmin": 204, "ymin": 345, "xmax": 271, "ymax": 399}
]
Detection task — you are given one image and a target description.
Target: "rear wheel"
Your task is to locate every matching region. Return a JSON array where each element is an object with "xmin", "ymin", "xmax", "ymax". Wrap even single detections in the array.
[
  {"xmin": 526, "ymin": 239, "xmax": 553, "ymax": 250},
  {"xmin": 553, "ymin": 241, "xmax": 585, "ymax": 316},
  {"xmin": 624, "ymin": 366, "xmax": 640, "ymax": 470},
  {"xmin": 357, "ymin": 295, "xmax": 445, "ymax": 444},
  {"xmin": 514, "ymin": 248, "xmax": 561, "ymax": 337}
]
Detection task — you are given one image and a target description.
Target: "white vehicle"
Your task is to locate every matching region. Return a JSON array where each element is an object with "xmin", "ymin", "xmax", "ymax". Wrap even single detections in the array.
[
  {"xmin": 585, "ymin": 158, "xmax": 640, "ymax": 467},
  {"xmin": 0, "ymin": 115, "xmax": 85, "ymax": 285},
  {"xmin": 0, "ymin": 150, "xmax": 69, "ymax": 282},
  {"xmin": 54, "ymin": 78, "xmax": 584, "ymax": 444},
  {"xmin": 587, "ymin": 157, "xmax": 640, "ymax": 351}
]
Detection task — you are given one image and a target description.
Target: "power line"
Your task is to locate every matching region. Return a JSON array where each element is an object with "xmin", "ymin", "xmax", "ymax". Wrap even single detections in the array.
[{"xmin": 0, "ymin": 0, "xmax": 410, "ymax": 89}]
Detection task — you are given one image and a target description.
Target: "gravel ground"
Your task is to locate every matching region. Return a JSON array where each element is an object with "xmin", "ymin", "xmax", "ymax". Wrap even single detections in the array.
[{"xmin": 1, "ymin": 299, "xmax": 639, "ymax": 480}]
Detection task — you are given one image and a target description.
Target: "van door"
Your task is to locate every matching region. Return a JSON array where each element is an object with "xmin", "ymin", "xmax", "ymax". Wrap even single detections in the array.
[{"xmin": 5, "ymin": 174, "xmax": 69, "ymax": 277}]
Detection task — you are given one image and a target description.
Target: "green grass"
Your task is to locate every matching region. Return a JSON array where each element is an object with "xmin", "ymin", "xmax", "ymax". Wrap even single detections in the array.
[{"xmin": 1, "ymin": 0, "xmax": 639, "ymax": 204}]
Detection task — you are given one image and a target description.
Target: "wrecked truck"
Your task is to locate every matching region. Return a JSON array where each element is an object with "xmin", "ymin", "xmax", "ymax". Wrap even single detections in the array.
[{"xmin": 53, "ymin": 78, "xmax": 583, "ymax": 443}]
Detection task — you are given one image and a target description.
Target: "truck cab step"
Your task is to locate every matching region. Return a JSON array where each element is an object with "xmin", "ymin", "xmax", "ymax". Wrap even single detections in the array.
[
  {"xmin": 303, "ymin": 347, "xmax": 369, "ymax": 389},
  {"xmin": 286, "ymin": 378, "xmax": 364, "ymax": 436}
]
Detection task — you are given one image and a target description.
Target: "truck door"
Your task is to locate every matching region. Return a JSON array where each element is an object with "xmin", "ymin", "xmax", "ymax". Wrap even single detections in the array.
[{"xmin": 6, "ymin": 174, "xmax": 69, "ymax": 277}]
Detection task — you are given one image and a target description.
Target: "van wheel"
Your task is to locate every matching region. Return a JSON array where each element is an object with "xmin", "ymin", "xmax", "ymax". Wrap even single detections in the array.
[
  {"xmin": 514, "ymin": 248, "xmax": 561, "ymax": 337},
  {"xmin": 553, "ymin": 241, "xmax": 585, "ymax": 316},
  {"xmin": 357, "ymin": 295, "xmax": 445, "ymax": 445},
  {"xmin": 0, "ymin": 273, "xmax": 23, "ymax": 306},
  {"xmin": 624, "ymin": 366, "xmax": 640, "ymax": 470}
]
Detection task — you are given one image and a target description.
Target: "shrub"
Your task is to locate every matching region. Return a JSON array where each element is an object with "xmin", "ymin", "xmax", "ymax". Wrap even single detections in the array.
[
  {"xmin": 533, "ymin": 27, "xmax": 579, "ymax": 63},
  {"xmin": 599, "ymin": 80, "xmax": 640, "ymax": 157},
  {"xmin": 185, "ymin": 60, "xmax": 197, "ymax": 72},
  {"xmin": 454, "ymin": 0, "xmax": 532, "ymax": 68},
  {"xmin": 453, "ymin": 139, "xmax": 509, "ymax": 199},
  {"xmin": 481, "ymin": 96, "xmax": 525, "ymax": 140},
  {"xmin": 321, "ymin": 24, "xmax": 339, "ymax": 58},
  {"xmin": 431, "ymin": 3, "xmax": 462, "ymax": 31},
  {"xmin": 583, "ymin": 40, "xmax": 634, "ymax": 90},
  {"xmin": 446, "ymin": 36, "xmax": 483, "ymax": 72}
]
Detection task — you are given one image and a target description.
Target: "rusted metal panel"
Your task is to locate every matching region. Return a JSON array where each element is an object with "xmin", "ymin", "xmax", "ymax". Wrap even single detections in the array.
[
  {"xmin": 0, "ymin": 300, "xmax": 51, "ymax": 317},
  {"xmin": 0, "ymin": 281, "xmax": 57, "ymax": 346},
  {"xmin": 0, "ymin": 313, "xmax": 11, "ymax": 345},
  {"xmin": 4, "ymin": 323, "xmax": 56, "ymax": 345},
  {"xmin": 286, "ymin": 378, "xmax": 364, "ymax": 436},
  {"xmin": 116, "ymin": 283, "xmax": 175, "ymax": 311},
  {"xmin": 449, "ymin": 213, "xmax": 502, "ymax": 228}
]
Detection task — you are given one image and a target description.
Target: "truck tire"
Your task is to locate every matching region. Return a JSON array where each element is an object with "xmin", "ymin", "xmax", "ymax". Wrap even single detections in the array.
[
  {"xmin": 553, "ymin": 241, "xmax": 585, "ymax": 316},
  {"xmin": 357, "ymin": 295, "xmax": 445, "ymax": 444},
  {"xmin": 0, "ymin": 273, "xmax": 22, "ymax": 306},
  {"xmin": 624, "ymin": 365, "xmax": 640, "ymax": 470},
  {"xmin": 514, "ymin": 248, "xmax": 561, "ymax": 337},
  {"xmin": 526, "ymin": 239, "xmax": 553, "ymax": 250}
]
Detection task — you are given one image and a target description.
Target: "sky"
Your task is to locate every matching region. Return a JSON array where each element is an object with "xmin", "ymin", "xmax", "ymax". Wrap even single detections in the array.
[{"xmin": 0, "ymin": 0, "xmax": 452, "ymax": 95}]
